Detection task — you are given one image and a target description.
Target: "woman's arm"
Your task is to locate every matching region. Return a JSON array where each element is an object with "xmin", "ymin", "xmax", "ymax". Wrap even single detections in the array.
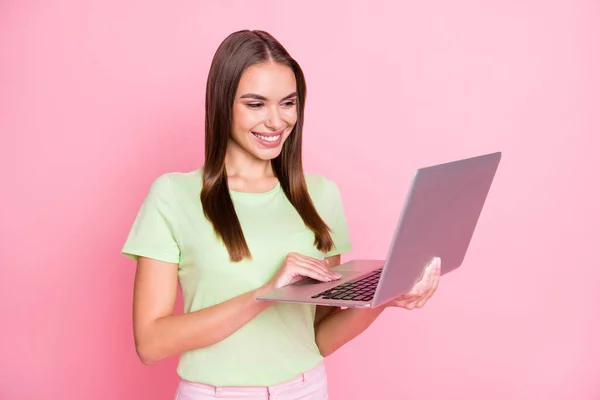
[
  {"xmin": 313, "ymin": 254, "xmax": 384, "ymax": 357},
  {"xmin": 313, "ymin": 255, "xmax": 344, "ymax": 326},
  {"xmin": 313, "ymin": 255, "xmax": 383, "ymax": 356},
  {"xmin": 133, "ymin": 256, "xmax": 273, "ymax": 365},
  {"xmin": 315, "ymin": 305, "xmax": 385, "ymax": 357},
  {"xmin": 314, "ymin": 257, "xmax": 441, "ymax": 357}
]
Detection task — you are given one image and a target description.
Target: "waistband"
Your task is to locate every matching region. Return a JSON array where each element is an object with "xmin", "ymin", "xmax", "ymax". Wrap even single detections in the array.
[{"xmin": 179, "ymin": 362, "xmax": 326, "ymax": 396}]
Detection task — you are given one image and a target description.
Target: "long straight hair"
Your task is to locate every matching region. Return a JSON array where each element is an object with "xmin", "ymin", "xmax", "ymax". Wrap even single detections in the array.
[{"xmin": 201, "ymin": 30, "xmax": 334, "ymax": 262}]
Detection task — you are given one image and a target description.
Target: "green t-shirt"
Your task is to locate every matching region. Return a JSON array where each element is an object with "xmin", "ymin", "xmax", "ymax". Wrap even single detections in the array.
[{"xmin": 121, "ymin": 167, "xmax": 352, "ymax": 386}]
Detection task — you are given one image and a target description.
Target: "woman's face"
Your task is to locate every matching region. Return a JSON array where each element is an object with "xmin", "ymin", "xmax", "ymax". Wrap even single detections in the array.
[{"xmin": 230, "ymin": 62, "xmax": 298, "ymax": 161}]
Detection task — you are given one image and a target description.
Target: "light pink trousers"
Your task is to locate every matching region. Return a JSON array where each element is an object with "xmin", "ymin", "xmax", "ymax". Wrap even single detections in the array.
[{"xmin": 174, "ymin": 362, "xmax": 328, "ymax": 400}]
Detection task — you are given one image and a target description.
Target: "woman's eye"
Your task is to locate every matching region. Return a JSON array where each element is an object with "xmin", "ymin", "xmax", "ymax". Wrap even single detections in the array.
[
  {"xmin": 282, "ymin": 101, "xmax": 296, "ymax": 108},
  {"xmin": 247, "ymin": 103, "xmax": 263, "ymax": 109}
]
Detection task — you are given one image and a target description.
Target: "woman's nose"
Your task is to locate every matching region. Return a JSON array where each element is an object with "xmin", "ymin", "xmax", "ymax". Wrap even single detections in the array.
[{"xmin": 264, "ymin": 107, "xmax": 284, "ymax": 131}]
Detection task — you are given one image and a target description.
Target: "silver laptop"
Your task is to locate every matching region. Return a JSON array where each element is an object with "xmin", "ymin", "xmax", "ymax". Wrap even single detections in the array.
[{"xmin": 256, "ymin": 151, "xmax": 502, "ymax": 308}]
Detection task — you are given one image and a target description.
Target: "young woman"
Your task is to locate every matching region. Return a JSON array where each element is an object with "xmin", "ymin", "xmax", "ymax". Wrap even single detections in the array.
[{"xmin": 122, "ymin": 30, "xmax": 441, "ymax": 400}]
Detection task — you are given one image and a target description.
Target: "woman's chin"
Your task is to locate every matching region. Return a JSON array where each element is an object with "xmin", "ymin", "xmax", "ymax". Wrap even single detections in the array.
[
  {"xmin": 252, "ymin": 147, "xmax": 284, "ymax": 161},
  {"xmin": 248, "ymin": 139, "xmax": 287, "ymax": 160}
]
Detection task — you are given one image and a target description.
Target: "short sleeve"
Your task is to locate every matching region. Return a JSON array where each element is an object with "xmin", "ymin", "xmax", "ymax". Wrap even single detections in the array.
[
  {"xmin": 321, "ymin": 178, "xmax": 353, "ymax": 258},
  {"xmin": 121, "ymin": 174, "xmax": 181, "ymax": 264}
]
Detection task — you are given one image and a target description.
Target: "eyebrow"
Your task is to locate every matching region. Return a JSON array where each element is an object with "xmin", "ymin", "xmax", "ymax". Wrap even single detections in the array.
[{"xmin": 239, "ymin": 92, "xmax": 297, "ymax": 101}]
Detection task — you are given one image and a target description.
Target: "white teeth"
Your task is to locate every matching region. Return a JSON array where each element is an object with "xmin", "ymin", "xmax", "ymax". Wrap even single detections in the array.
[{"xmin": 255, "ymin": 134, "xmax": 280, "ymax": 142}]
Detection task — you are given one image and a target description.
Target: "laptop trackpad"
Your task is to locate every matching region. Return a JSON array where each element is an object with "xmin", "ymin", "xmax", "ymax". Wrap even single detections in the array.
[
  {"xmin": 291, "ymin": 271, "xmax": 364, "ymax": 286},
  {"xmin": 331, "ymin": 260, "xmax": 384, "ymax": 272}
]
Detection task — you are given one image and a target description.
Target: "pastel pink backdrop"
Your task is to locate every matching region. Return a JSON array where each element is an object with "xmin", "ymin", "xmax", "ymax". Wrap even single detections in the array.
[{"xmin": 1, "ymin": 1, "xmax": 598, "ymax": 399}]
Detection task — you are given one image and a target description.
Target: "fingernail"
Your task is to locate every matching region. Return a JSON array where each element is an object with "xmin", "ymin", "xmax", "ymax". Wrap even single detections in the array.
[{"xmin": 333, "ymin": 273, "xmax": 342, "ymax": 279}]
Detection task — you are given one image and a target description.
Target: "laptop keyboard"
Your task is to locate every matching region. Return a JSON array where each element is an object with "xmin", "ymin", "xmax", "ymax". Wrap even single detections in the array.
[{"xmin": 311, "ymin": 268, "xmax": 382, "ymax": 302}]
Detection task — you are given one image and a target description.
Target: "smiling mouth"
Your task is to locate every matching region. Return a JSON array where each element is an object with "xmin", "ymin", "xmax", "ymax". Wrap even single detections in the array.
[{"xmin": 251, "ymin": 130, "xmax": 283, "ymax": 143}]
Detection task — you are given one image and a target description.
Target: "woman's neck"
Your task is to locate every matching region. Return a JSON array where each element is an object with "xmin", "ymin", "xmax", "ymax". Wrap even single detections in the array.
[
  {"xmin": 224, "ymin": 143, "xmax": 278, "ymax": 193},
  {"xmin": 225, "ymin": 147, "xmax": 273, "ymax": 179}
]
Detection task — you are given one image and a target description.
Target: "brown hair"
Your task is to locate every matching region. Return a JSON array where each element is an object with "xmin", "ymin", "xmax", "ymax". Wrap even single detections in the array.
[{"xmin": 201, "ymin": 30, "xmax": 334, "ymax": 262}]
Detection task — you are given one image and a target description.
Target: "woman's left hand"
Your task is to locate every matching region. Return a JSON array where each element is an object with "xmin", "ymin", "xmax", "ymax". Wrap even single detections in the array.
[{"xmin": 384, "ymin": 257, "xmax": 441, "ymax": 310}]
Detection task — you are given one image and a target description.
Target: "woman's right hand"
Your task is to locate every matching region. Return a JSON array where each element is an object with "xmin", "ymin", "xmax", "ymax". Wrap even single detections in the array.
[{"xmin": 262, "ymin": 252, "xmax": 342, "ymax": 292}]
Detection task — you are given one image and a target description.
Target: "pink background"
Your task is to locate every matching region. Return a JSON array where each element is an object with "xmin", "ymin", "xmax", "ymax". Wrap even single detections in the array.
[{"xmin": 1, "ymin": 1, "xmax": 598, "ymax": 399}]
